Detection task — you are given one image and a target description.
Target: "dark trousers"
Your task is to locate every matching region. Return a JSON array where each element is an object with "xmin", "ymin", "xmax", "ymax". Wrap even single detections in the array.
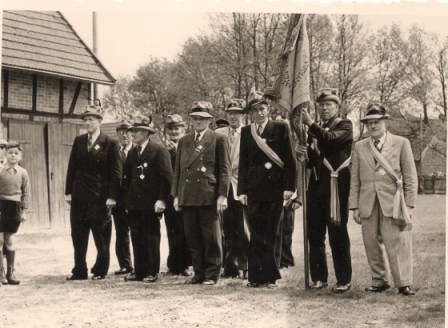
[
  {"xmin": 307, "ymin": 190, "xmax": 352, "ymax": 285},
  {"xmin": 112, "ymin": 206, "xmax": 133, "ymax": 270},
  {"xmin": 182, "ymin": 206, "xmax": 222, "ymax": 281},
  {"xmin": 128, "ymin": 210, "xmax": 161, "ymax": 279},
  {"xmin": 223, "ymin": 189, "xmax": 249, "ymax": 275},
  {"xmin": 279, "ymin": 207, "xmax": 295, "ymax": 267},
  {"xmin": 164, "ymin": 202, "xmax": 191, "ymax": 273},
  {"xmin": 247, "ymin": 200, "xmax": 283, "ymax": 284},
  {"xmin": 70, "ymin": 199, "xmax": 112, "ymax": 277}
]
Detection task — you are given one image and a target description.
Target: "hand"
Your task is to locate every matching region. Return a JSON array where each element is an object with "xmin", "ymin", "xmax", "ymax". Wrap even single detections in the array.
[
  {"xmin": 239, "ymin": 194, "xmax": 248, "ymax": 206},
  {"xmin": 291, "ymin": 200, "xmax": 302, "ymax": 210},
  {"xmin": 301, "ymin": 110, "xmax": 313, "ymax": 126},
  {"xmin": 173, "ymin": 197, "xmax": 180, "ymax": 212},
  {"xmin": 65, "ymin": 194, "xmax": 72, "ymax": 205},
  {"xmin": 166, "ymin": 140, "xmax": 176, "ymax": 151},
  {"xmin": 20, "ymin": 213, "xmax": 27, "ymax": 222},
  {"xmin": 295, "ymin": 144, "xmax": 307, "ymax": 156},
  {"xmin": 154, "ymin": 200, "xmax": 166, "ymax": 213},
  {"xmin": 106, "ymin": 198, "xmax": 116, "ymax": 209},
  {"xmin": 217, "ymin": 195, "xmax": 228, "ymax": 212},
  {"xmin": 283, "ymin": 190, "xmax": 294, "ymax": 201},
  {"xmin": 406, "ymin": 206, "xmax": 413, "ymax": 218},
  {"xmin": 352, "ymin": 209, "xmax": 361, "ymax": 225}
]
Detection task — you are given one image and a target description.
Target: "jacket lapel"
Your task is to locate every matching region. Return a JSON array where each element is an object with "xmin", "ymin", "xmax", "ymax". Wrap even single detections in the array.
[
  {"xmin": 89, "ymin": 132, "xmax": 106, "ymax": 155},
  {"xmin": 230, "ymin": 132, "xmax": 240, "ymax": 169},
  {"xmin": 361, "ymin": 140, "xmax": 376, "ymax": 170},
  {"xmin": 186, "ymin": 129, "xmax": 213, "ymax": 168},
  {"xmin": 137, "ymin": 142, "xmax": 152, "ymax": 166}
]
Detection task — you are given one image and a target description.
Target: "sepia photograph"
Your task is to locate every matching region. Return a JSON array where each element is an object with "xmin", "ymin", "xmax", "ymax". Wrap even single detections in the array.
[{"xmin": 0, "ymin": 1, "xmax": 446, "ymax": 327}]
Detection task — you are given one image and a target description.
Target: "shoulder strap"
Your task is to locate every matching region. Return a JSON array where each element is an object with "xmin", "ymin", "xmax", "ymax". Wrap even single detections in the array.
[{"xmin": 250, "ymin": 124, "xmax": 284, "ymax": 169}]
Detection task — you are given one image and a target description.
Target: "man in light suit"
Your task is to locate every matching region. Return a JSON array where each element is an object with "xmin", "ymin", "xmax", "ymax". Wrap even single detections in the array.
[
  {"xmin": 349, "ymin": 103, "xmax": 418, "ymax": 296},
  {"xmin": 172, "ymin": 101, "xmax": 230, "ymax": 285},
  {"xmin": 216, "ymin": 99, "xmax": 249, "ymax": 280},
  {"xmin": 65, "ymin": 106, "xmax": 121, "ymax": 280},
  {"xmin": 122, "ymin": 115, "xmax": 173, "ymax": 283},
  {"xmin": 238, "ymin": 91, "xmax": 297, "ymax": 288}
]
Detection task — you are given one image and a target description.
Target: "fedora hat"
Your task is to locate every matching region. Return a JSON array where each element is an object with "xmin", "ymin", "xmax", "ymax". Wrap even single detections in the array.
[
  {"xmin": 245, "ymin": 90, "xmax": 268, "ymax": 112},
  {"xmin": 316, "ymin": 89, "xmax": 340, "ymax": 105},
  {"xmin": 116, "ymin": 120, "xmax": 132, "ymax": 131},
  {"xmin": 361, "ymin": 103, "xmax": 390, "ymax": 123},
  {"xmin": 79, "ymin": 105, "xmax": 103, "ymax": 120},
  {"xmin": 225, "ymin": 98, "xmax": 246, "ymax": 112},
  {"xmin": 189, "ymin": 101, "xmax": 214, "ymax": 118},
  {"xmin": 130, "ymin": 115, "xmax": 155, "ymax": 134},
  {"xmin": 165, "ymin": 114, "xmax": 186, "ymax": 128}
]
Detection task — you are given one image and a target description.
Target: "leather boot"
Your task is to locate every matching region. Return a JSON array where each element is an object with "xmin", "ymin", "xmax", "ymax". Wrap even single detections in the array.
[
  {"xmin": 0, "ymin": 250, "xmax": 7, "ymax": 285},
  {"xmin": 6, "ymin": 250, "xmax": 20, "ymax": 285}
]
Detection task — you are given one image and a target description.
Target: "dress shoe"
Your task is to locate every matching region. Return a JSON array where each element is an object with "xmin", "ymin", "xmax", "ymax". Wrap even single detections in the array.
[
  {"xmin": 142, "ymin": 275, "xmax": 158, "ymax": 283},
  {"xmin": 92, "ymin": 275, "xmax": 106, "ymax": 280},
  {"xmin": 114, "ymin": 268, "xmax": 133, "ymax": 275},
  {"xmin": 238, "ymin": 270, "xmax": 248, "ymax": 280},
  {"xmin": 202, "ymin": 279, "xmax": 217, "ymax": 285},
  {"xmin": 310, "ymin": 281, "xmax": 328, "ymax": 290},
  {"xmin": 266, "ymin": 283, "xmax": 278, "ymax": 289},
  {"xmin": 185, "ymin": 276, "xmax": 204, "ymax": 284},
  {"xmin": 365, "ymin": 285, "xmax": 390, "ymax": 293},
  {"xmin": 124, "ymin": 273, "xmax": 142, "ymax": 282},
  {"xmin": 181, "ymin": 269, "xmax": 193, "ymax": 277},
  {"xmin": 398, "ymin": 286, "xmax": 415, "ymax": 296},
  {"xmin": 331, "ymin": 283, "xmax": 351, "ymax": 293},
  {"xmin": 246, "ymin": 282, "xmax": 261, "ymax": 288},
  {"xmin": 66, "ymin": 274, "xmax": 88, "ymax": 281}
]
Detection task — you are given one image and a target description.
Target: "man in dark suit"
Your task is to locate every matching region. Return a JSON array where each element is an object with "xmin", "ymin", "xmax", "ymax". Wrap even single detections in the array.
[
  {"xmin": 299, "ymin": 89, "xmax": 353, "ymax": 293},
  {"xmin": 112, "ymin": 121, "xmax": 134, "ymax": 275},
  {"xmin": 172, "ymin": 101, "xmax": 230, "ymax": 285},
  {"xmin": 65, "ymin": 106, "xmax": 121, "ymax": 280},
  {"xmin": 163, "ymin": 114, "xmax": 191, "ymax": 276},
  {"xmin": 238, "ymin": 91, "xmax": 297, "ymax": 288},
  {"xmin": 122, "ymin": 115, "xmax": 172, "ymax": 283}
]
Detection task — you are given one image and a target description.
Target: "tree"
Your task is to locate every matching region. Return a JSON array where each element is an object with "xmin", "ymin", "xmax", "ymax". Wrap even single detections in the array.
[
  {"xmin": 433, "ymin": 35, "xmax": 448, "ymax": 122},
  {"xmin": 102, "ymin": 75, "xmax": 136, "ymax": 120}
]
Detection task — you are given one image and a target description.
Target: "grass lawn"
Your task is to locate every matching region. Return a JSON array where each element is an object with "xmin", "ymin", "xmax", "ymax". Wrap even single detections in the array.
[{"xmin": 0, "ymin": 195, "xmax": 444, "ymax": 327}]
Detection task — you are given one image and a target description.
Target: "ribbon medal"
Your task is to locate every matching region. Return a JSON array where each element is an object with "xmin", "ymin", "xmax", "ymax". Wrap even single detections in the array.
[
  {"xmin": 200, "ymin": 166, "xmax": 206, "ymax": 173},
  {"xmin": 140, "ymin": 174, "xmax": 145, "ymax": 180},
  {"xmin": 265, "ymin": 162, "xmax": 272, "ymax": 170}
]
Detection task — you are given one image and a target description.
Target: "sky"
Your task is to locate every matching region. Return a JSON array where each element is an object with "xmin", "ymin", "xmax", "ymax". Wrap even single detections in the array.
[{"xmin": 3, "ymin": 1, "xmax": 448, "ymax": 79}]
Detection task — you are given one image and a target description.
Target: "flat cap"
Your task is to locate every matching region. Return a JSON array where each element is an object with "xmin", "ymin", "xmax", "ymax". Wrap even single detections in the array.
[
  {"xmin": 361, "ymin": 103, "xmax": 390, "ymax": 123},
  {"xmin": 225, "ymin": 98, "xmax": 246, "ymax": 112},
  {"xmin": 165, "ymin": 114, "xmax": 186, "ymax": 127},
  {"xmin": 316, "ymin": 89, "xmax": 340, "ymax": 105},
  {"xmin": 245, "ymin": 90, "xmax": 268, "ymax": 112},
  {"xmin": 189, "ymin": 101, "xmax": 214, "ymax": 118},
  {"xmin": 79, "ymin": 105, "xmax": 103, "ymax": 120},
  {"xmin": 130, "ymin": 115, "xmax": 155, "ymax": 134}
]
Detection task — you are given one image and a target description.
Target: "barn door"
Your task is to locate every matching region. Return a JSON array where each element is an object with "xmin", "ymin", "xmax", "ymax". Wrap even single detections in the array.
[
  {"xmin": 8, "ymin": 120, "xmax": 50, "ymax": 229},
  {"xmin": 48, "ymin": 123, "xmax": 80, "ymax": 228}
]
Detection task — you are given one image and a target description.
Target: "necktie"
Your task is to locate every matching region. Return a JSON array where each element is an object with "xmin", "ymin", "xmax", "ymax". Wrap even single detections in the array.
[
  {"xmin": 257, "ymin": 125, "xmax": 263, "ymax": 136},
  {"xmin": 136, "ymin": 145, "xmax": 142, "ymax": 157},
  {"xmin": 195, "ymin": 133, "xmax": 201, "ymax": 146},
  {"xmin": 230, "ymin": 129, "xmax": 237, "ymax": 144},
  {"xmin": 87, "ymin": 134, "xmax": 93, "ymax": 151},
  {"xmin": 374, "ymin": 139, "xmax": 381, "ymax": 152}
]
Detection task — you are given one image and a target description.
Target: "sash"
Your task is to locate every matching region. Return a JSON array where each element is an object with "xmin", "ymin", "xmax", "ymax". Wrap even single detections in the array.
[
  {"xmin": 250, "ymin": 124, "xmax": 284, "ymax": 169},
  {"xmin": 368, "ymin": 139, "xmax": 411, "ymax": 226},
  {"xmin": 322, "ymin": 157, "xmax": 351, "ymax": 225}
]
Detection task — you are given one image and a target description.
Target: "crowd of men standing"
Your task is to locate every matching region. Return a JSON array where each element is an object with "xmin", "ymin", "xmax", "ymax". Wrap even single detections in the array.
[{"xmin": 64, "ymin": 88, "xmax": 417, "ymax": 296}]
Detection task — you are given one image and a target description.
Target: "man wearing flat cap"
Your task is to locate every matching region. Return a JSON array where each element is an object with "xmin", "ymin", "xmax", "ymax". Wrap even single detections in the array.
[
  {"xmin": 172, "ymin": 101, "xmax": 230, "ymax": 285},
  {"xmin": 121, "ymin": 115, "xmax": 172, "ymax": 283},
  {"xmin": 163, "ymin": 114, "xmax": 191, "ymax": 276},
  {"xmin": 349, "ymin": 103, "xmax": 417, "ymax": 296},
  {"xmin": 216, "ymin": 99, "xmax": 249, "ymax": 280},
  {"xmin": 238, "ymin": 90, "xmax": 297, "ymax": 288},
  {"xmin": 65, "ymin": 105, "xmax": 121, "ymax": 280},
  {"xmin": 298, "ymin": 88, "xmax": 353, "ymax": 293},
  {"xmin": 112, "ymin": 121, "xmax": 134, "ymax": 276}
]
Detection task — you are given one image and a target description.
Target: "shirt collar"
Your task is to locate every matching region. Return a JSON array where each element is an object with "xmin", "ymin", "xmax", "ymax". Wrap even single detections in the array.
[
  {"xmin": 230, "ymin": 126, "xmax": 242, "ymax": 134},
  {"xmin": 257, "ymin": 119, "xmax": 269, "ymax": 133},
  {"xmin": 138, "ymin": 138, "xmax": 150, "ymax": 153},
  {"xmin": 4, "ymin": 163, "xmax": 17, "ymax": 172},
  {"xmin": 88, "ymin": 129, "xmax": 101, "ymax": 144},
  {"xmin": 372, "ymin": 131, "xmax": 387, "ymax": 148},
  {"xmin": 195, "ymin": 128, "xmax": 208, "ymax": 141},
  {"xmin": 121, "ymin": 142, "xmax": 133, "ymax": 153}
]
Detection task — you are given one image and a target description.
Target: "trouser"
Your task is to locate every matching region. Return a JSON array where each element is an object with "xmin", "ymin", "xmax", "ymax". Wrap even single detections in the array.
[
  {"xmin": 222, "ymin": 188, "xmax": 249, "ymax": 275},
  {"xmin": 279, "ymin": 207, "xmax": 295, "ymax": 267},
  {"xmin": 182, "ymin": 206, "xmax": 222, "ymax": 281},
  {"xmin": 128, "ymin": 210, "xmax": 161, "ymax": 279},
  {"xmin": 112, "ymin": 206, "xmax": 133, "ymax": 270},
  {"xmin": 307, "ymin": 191, "xmax": 352, "ymax": 285},
  {"xmin": 247, "ymin": 200, "xmax": 283, "ymax": 284},
  {"xmin": 70, "ymin": 199, "xmax": 112, "ymax": 277},
  {"xmin": 361, "ymin": 197, "xmax": 413, "ymax": 287},
  {"xmin": 164, "ymin": 202, "xmax": 191, "ymax": 273}
]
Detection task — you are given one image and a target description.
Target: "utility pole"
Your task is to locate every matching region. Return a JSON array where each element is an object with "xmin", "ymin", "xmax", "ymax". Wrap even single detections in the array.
[{"xmin": 92, "ymin": 12, "xmax": 98, "ymax": 105}]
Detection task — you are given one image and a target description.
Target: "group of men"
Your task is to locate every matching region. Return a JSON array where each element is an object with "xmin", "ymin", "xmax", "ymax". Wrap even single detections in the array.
[{"xmin": 64, "ymin": 87, "xmax": 417, "ymax": 295}]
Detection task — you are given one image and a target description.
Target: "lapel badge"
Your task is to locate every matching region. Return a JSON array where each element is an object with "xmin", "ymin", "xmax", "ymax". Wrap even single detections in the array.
[
  {"xmin": 143, "ymin": 162, "xmax": 148, "ymax": 168},
  {"xmin": 265, "ymin": 162, "xmax": 272, "ymax": 170},
  {"xmin": 94, "ymin": 144, "xmax": 100, "ymax": 150},
  {"xmin": 195, "ymin": 145, "xmax": 204, "ymax": 152},
  {"xmin": 140, "ymin": 174, "xmax": 145, "ymax": 180},
  {"xmin": 201, "ymin": 166, "xmax": 206, "ymax": 172},
  {"xmin": 378, "ymin": 168, "xmax": 386, "ymax": 176}
]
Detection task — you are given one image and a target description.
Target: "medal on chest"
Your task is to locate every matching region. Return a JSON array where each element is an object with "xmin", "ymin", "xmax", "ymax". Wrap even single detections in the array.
[
  {"xmin": 265, "ymin": 162, "xmax": 272, "ymax": 170},
  {"xmin": 140, "ymin": 174, "xmax": 145, "ymax": 180},
  {"xmin": 200, "ymin": 166, "xmax": 206, "ymax": 173}
]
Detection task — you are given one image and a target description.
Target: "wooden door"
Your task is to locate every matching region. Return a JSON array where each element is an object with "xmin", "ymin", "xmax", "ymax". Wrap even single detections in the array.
[
  {"xmin": 47, "ymin": 123, "xmax": 80, "ymax": 228},
  {"xmin": 8, "ymin": 120, "xmax": 50, "ymax": 229}
]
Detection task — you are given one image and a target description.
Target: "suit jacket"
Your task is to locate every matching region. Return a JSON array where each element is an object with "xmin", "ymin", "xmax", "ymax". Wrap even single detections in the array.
[
  {"xmin": 122, "ymin": 141, "xmax": 172, "ymax": 211},
  {"xmin": 238, "ymin": 120, "xmax": 297, "ymax": 202},
  {"xmin": 216, "ymin": 126, "xmax": 242, "ymax": 200},
  {"xmin": 306, "ymin": 117, "xmax": 353, "ymax": 196},
  {"xmin": 348, "ymin": 132, "xmax": 418, "ymax": 218},
  {"xmin": 171, "ymin": 129, "xmax": 230, "ymax": 206},
  {"xmin": 65, "ymin": 131, "xmax": 121, "ymax": 202}
]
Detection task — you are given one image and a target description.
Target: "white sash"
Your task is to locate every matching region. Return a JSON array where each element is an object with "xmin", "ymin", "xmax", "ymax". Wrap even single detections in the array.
[{"xmin": 250, "ymin": 124, "xmax": 284, "ymax": 169}]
